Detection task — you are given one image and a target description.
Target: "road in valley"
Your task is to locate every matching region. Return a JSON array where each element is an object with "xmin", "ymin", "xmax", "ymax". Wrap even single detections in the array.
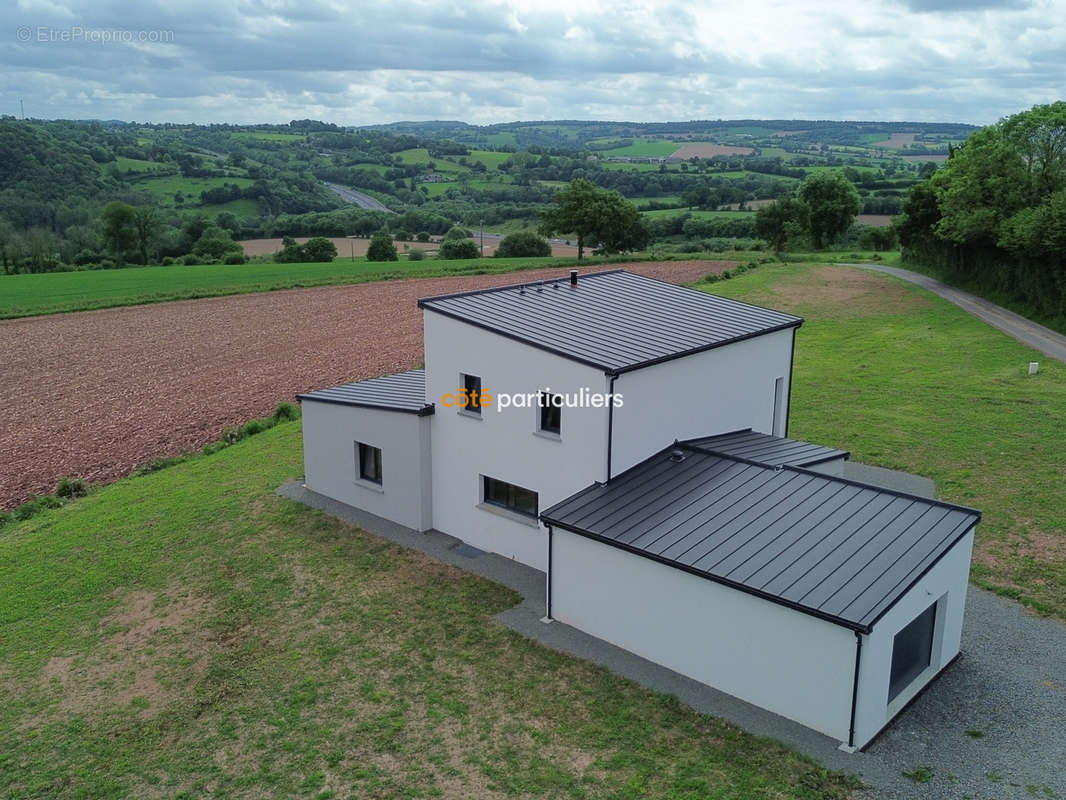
[{"xmin": 322, "ymin": 182, "xmax": 395, "ymax": 212}]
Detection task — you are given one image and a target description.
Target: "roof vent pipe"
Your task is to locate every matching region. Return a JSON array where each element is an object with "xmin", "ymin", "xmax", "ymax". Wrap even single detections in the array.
[
  {"xmin": 570, "ymin": 269, "xmax": 578, "ymax": 287},
  {"xmin": 669, "ymin": 448, "xmax": 686, "ymax": 462}
]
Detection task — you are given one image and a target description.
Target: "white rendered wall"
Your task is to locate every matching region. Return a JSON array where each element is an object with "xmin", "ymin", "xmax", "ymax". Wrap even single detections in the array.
[
  {"xmin": 423, "ymin": 310, "xmax": 611, "ymax": 569},
  {"xmin": 301, "ymin": 400, "xmax": 433, "ymax": 531},
  {"xmin": 851, "ymin": 528, "xmax": 975, "ymax": 748},
  {"xmin": 551, "ymin": 528, "xmax": 857, "ymax": 741},
  {"xmin": 610, "ymin": 328, "xmax": 796, "ymax": 476}
]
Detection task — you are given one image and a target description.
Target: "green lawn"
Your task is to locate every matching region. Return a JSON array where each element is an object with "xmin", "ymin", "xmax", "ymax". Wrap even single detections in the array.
[
  {"xmin": 0, "ymin": 256, "xmax": 625, "ymax": 319},
  {"xmin": 702, "ymin": 263, "xmax": 1066, "ymax": 617},
  {"xmin": 464, "ymin": 150, "xmax": 511, "ymax": 169},
  {"xmin": 0, "ymin": 421, "xmax": 858, "ymax": 799},
  {"xmin": 393, "ymin": 149, "xmax": 463, "ymax": 172}
]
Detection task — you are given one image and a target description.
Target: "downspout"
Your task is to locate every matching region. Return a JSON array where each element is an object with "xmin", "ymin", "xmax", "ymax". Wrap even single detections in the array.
[
  {"xmin": 544, "ymin": 524, "xmax": 554, "ymax": 622},
  {"xmin": 605, "ymin": 373, "xmax": 618, "ymax": 482},
  {"xmin": 848, "ymin": 630, "xmax": 863, "ymax": 749}
]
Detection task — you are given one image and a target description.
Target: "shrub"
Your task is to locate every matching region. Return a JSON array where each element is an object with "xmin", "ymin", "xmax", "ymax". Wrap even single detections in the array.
[
  {"xmin": 442, "ymin": 226, "xmax": 470, "ymax": 241},
  {"xmin": 415, "ymin": 231, "xmax": 431, "ymax": 242},
  {"xmin": 161, "ymin": 256, "xmax": 176, "ymax": 266},
  {"xmin": 439, "ymin": 238, "xmax": 480, "ymax": 259},
  {"xmin": 223, "ymin": 252, "xmax": 246, "ymax": 265},
  {"xmin": 56, "ymin": 477, "xmax": 87, "ymax": 498},
  {"xmin": 181, "ymin": 254, "xmax": 199, "ymax": 266},
  {"xmin": 272, "ymin": 402, "xmax": 299, "ymax": 422},
  {"xmin": 407, "ymin": 248, "xmax": 425, "ymax": 261},
  {"xmin": 393, "ymin": 230, "xmax": 413, "ymax": 242},
  {"xmin": 495, "ymin": 231, "xmax": 551, "ymax": 258},
  {"xmin": 302, "ymin": 237, "xmax": 337, "ymax": 262},
  {"xmin": 366, "ymin": 232, "xmax": 398, "ymax": 262},
  {"xmin": 239, "ymin": 419, "xmax": 266, "ymax": 438}
]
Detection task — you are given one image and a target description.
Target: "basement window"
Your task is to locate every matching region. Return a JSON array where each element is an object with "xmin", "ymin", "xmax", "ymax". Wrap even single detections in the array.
[
  {"xmin": 538, "ymin": 391, "xmax": 562, "ymax": 436},
  {"xmin": 482, "ymin": 476, "xmax": 538, "ymax": 519},
  {"xmin": 357, "ymin": 442, "xmax": 382, "ymax": 485},
  {"xmin": 888, "ymin": 601, "xmax": 937, "ymax": 702}
]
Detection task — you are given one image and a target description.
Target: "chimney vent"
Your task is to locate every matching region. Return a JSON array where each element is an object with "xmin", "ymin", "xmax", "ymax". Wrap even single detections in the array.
[
  {"xmin": 570, "ymin": 269, "xmax": 578, "ymax": 286},
  {"xmin": 669, "ymin": 448, "xmax": 686, "ymax": 463}
]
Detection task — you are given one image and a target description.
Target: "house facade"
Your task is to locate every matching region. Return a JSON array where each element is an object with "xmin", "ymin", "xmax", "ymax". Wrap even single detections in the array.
[{"xmin": 298, "ymin": 268, "xmax": 979, "ymax": 750}]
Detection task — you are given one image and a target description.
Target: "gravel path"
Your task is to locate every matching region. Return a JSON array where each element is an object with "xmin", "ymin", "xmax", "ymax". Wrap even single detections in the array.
[
  {"xmin": 839, "ymin": 263, "xmax": 1066, "ymax": 365},
  {"xmin": 0, "ymin": 261, "xmax": 725, "ymax": 509}
]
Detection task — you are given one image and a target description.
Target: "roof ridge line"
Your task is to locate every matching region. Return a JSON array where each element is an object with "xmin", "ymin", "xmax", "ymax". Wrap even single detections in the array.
[{"xmin": 417, "ymin": 268, "xmax": 625, "ymax": 307}]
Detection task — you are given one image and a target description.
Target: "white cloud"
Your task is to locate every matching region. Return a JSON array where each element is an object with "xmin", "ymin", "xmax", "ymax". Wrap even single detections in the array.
[{"xmin": 0, "ymin": 0, "xmax": 1063, "ymax": 124}]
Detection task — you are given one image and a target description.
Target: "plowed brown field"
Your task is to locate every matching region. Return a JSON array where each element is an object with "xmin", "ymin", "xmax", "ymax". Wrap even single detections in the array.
[{"xmin": 0, "ymin": 261, "xmax": 730, "ymax": 508}]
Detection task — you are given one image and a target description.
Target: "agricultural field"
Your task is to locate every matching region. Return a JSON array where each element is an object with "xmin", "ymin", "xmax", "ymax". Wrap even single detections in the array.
[
  {"xmin": 0, "ymin": 262, "xmax": 721, "ymax": 508},
  {"xmin": 0, "ymin": 254, "xmax": 597, "ymax": 319},
  {"xmin": 133, "ymin": 175, "xmax": 254, "ymax": 205}
]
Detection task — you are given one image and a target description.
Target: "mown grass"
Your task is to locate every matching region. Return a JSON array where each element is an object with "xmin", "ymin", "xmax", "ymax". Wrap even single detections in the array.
[
  {"xmin": 700, "ymin": 262, "xmax": 1066, "ymax": 617},
  {"xmin": 0, "ymin": 256, "xmax": 632, "ymax": 319},
  {"xmin": 0, "ymin": 421, "xmax": 858, "ymax": 799}
]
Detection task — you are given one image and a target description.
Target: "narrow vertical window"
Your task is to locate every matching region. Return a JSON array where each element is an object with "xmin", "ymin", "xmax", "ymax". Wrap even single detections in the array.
[
  {"xmin": 461, "ymin": 373, "xmax": 482, "ymax": 415},
  {"xmin": 772, "ymin": 376, "xmax": 785, "ymax": 437},
  {"xmin": 538, "ymin": 391, "xmax": 561, "ymax": 435},
  {"xmin": 357, "ymin": 442, "xmax": 382, "ymax": 484}
]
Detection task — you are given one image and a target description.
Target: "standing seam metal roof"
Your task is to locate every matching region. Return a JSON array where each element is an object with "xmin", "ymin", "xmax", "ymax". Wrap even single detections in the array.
[
  {"xmin": 541, "ymin": 444, "xmax": 980, "ymax": 632},
  {"xmin": 684, "ymin": 429, "xmax": 849, "ymax": 467},
  {"xmin": 418, "ymin": 270, "xmax": 803, "ymax": 374},
  {"xmin": 297, "ymin": 369, "xmax": 433, "ymax": 415}
]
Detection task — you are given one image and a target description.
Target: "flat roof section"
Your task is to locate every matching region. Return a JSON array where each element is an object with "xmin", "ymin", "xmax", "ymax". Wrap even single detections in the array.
[
  {"xmin": 297, "ymin": 369, "xmax": 434, "ymax": 416},
  {"xmin": 685, "ymin": 429, "xmax": 849, "ymax": 468},
  {"xmin": 542, "ymin": 444, "xmax": 980, "ymax": 633}
]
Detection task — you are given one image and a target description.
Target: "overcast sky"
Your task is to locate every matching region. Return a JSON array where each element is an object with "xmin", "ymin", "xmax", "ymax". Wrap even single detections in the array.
[{"xmin": 3, "ymin": 0, "xmax": 1063, "ymax": 126}]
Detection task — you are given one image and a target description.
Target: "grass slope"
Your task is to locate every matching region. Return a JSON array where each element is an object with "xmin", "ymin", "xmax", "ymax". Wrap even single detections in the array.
[
  {"xmin": 0, "ymin": 421, "xmax": 856, "ymax": 799},
  {"xmin": 701, "ymin": 263, "xmax": 1066, "ymax": 617},
  {"xmin": 0, "ymin": 256, "xmax": 620, "ymax": 319}
]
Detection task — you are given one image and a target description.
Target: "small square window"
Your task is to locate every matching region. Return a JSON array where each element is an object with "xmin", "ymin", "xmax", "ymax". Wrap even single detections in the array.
[
  {"xmin": 538, "ymin": 392, "xmax": 561, "ymax": 435},
  {"xmin": 357, "ymin": 442, "xmax": 382, "ymax": 484},
  {"xmin": 460, "ymin": 373, "xmax": 482, "ymax": 415},
  {"xmin": 888, "ymin": 601, "xmax": 937, "ymax": 702}
]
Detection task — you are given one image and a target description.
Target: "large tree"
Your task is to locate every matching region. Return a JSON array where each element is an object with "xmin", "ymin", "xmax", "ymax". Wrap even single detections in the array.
[
  {"xmin": 100, "ymin": 201, "xmax": 137, "ymax": 265},
  {"xmin": 538, "ymin": 179, "xmax": 649, "ymax": 258},
  {"xmin": 798, "ymin": 171, "xmax": 861, "ymax": 249},
  {"xmin": 755, "ymin": 197, "xmax": 810, "ymax": 252}
]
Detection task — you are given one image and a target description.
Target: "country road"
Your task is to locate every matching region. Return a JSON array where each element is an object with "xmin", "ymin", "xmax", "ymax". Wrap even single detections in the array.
[
  {"xmin": 839, "ymin": 263, "xmax": 1066, "ymax": 365},
  {"xmin": 322, "ymin": 181, "xmax": 395, "ymax": 212}
]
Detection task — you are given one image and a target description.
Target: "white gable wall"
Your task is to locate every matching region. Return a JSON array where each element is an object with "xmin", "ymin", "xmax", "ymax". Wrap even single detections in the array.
[
  {"xmin": 423, "ymin": 310, "xmax": 610, "ymax": 569},
  {"xmin": 301, "ymin": 400, "xmax": 433, "ymax": 531},
  {"xmin": 610, "ymin": 328, "xmax": 795, "ymax": 477},
  {"xmin": 851, "ymin": 527, "xmax": 975, "ymax": 748}
]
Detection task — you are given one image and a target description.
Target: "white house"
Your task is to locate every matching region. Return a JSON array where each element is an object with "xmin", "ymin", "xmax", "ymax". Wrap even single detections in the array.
[{"xmin": 298, "ymin": 268, "xmax": 980, "ymax": 751}]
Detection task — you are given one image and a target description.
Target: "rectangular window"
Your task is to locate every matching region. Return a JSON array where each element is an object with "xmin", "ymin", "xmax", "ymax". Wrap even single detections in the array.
[
  {"xmin": 482, "ymin": 476, "xmax": 538, "ymax": 518},
  {"xmin": 888, "ymin": 602, "xmax": 937, "ymax": 702},
  {"xmin": 460, "ymin": 373, "xmax": 482, "ymax": 414},
  {"xmin": 357, "ymin": 442, "xmax": 382, "ymax": 484},
  {"xmin": 538, "ymin": 391, "xmax": 561, "ymax": 435}
]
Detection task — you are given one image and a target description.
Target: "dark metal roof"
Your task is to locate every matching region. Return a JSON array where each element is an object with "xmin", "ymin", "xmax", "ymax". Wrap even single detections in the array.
[
  {"xmin": 418, "ymin": 270, "xmax": 802, "ymax": 375},
  {"xmin": 542, "ymin": 444, "xmax": 980, "ymax": 632},
  {"xmin": 297, "ymin": 369, "xmax": 434, "ymax": 416},
  {"xmin": 684, "ymin": 429, "xmax": 849, "ymax": 467}
]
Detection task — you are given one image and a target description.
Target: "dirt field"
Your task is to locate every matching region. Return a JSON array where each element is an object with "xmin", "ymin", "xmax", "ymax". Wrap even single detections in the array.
[
  {"xmin": 0, "ymin": 261, "xmax": 731, "ymax": 509},
  {"xmin": 239, "ymin": 237, "xmax": 581, "ymax": 259},
  {"xmin": 671, "ymin": 143, "xmax": 754, "ymax": 159},
  {"xmin": 856, "ymin": 214, "xmax": 894, "ymax": 227},
  {"xmin": 872, "ymin": 132, "xmax": 917, "ymax": 149}
]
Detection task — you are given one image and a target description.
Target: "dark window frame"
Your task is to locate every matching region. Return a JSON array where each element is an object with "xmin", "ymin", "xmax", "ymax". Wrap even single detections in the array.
[
  {"xmin": 482, "ymin": 475, "xmax": 538, "ymax": 518},
  {"xmin": 461, "ymin": 372, "xmax": 482, "ymax": 415},
  {"xmin": 888, "ymin": 601, "xmax": 937, "ymax": 702},
  {"xmin": 538, "ymin": 391, "xmax": 562, "ymax": 435},
  {"xmin": 357, "ymin": 442, "xmax": 382, "ymax": 484}
]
